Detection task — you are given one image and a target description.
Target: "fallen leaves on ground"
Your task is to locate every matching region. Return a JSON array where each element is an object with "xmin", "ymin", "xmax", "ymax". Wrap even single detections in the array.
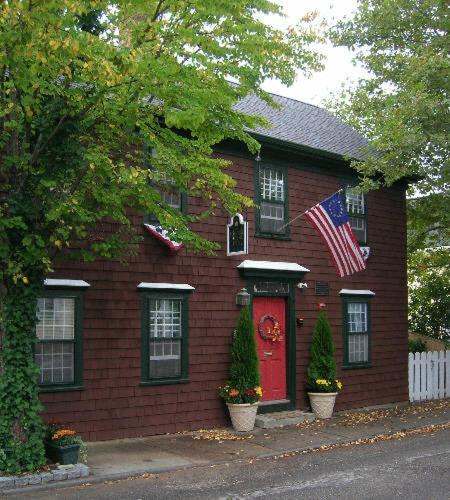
[
  {"xmin": 187, "ymin": 429, "xmax": 254, "ymax": 442},
  {"xmin": 273, "ymin": 421, "xmax": 450, "ymax": 461},
  {"xmin": 340, "ymin": 399, "xmax": 450, "ymax": 426}
]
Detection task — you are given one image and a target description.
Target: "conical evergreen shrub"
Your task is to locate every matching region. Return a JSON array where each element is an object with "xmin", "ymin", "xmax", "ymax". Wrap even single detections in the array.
[
  {"xmin": 218, "ymin": 306, "xmax": 262, "ymax": 404},
  {"xmin": 306, "ymin": 309, "xmax": 339, "ymax": 392},
  {"xmin": 229, "ymin": 306, "xmax": 260, "ymax": 391}
]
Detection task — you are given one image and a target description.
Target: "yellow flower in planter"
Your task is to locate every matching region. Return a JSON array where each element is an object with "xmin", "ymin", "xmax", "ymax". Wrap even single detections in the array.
[{"xmin": 255, "ymin": 386, "xmax": 263, "ymax": 397}]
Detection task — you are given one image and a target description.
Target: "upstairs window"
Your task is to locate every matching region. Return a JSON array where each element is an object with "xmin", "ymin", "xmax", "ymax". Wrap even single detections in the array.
[
  {"xmin": 144, "ymin": 148, "xmax": 186, "ymax": 224},
  {"xmin": 256, "ymin": 164, "xmax": 289, "ymax": 238},
  {"xmin": 345, "ymin": 186, "xmax": 367, "ymax": 244}
]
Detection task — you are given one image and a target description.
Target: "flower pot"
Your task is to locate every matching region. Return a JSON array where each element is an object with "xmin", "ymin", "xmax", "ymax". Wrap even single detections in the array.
[
  {"xmin": 45, "ymin": 442, "xmax": 80, "ymax": 465},
  {"xmin": 226, "ymin": 402, "xmax": 259, "ymax": 431},
  {"xmin": 307, "ymin": 392, "xmax": 338, "ymax": 419}
]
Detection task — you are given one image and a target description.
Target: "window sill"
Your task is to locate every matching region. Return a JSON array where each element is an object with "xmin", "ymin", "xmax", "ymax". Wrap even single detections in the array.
[
  {"xmin": 342, "ymin": 364, "xmax": 372, "ymax": 370},
  {"xmin": 38, "ymin": 384, "xmax": 85, "ymax": 393},
  {"xmin": 140, "ymin": 378, "xmax": 190, "ymax": 387},
  {"xmin": 255, "ymin": 232, "xmax": 291, "ymax": 241}
]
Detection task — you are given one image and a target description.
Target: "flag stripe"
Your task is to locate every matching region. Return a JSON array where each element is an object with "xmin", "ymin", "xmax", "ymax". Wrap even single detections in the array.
[
  {"xmin": 309, "ymin": 208, "xmax": 349, "ymax": 276},
  {"xmin": 344, "ymin": 224, "xmax": 366, "ymax": 269},
  {"xmin": 337, "ymin": 225, "xmax": 360, "ymax": 273},
  {"xmin": 342, "ymin": 224, "xmax": 366, "ymax": 270},
  {"xmin": 316, "ymin": 206, "xmax": 355, "ymax": 275},
  {"xmin": 306, "ymin": 211, "xmax": 345, "ymax": 277}
]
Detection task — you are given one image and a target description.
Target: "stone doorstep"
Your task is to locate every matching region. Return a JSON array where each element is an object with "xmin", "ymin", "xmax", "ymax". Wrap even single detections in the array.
[
  {"xmin": 0, "ymin": 463, "xmax": 90, "ymax": 490},
  {"xmin": 255, "ymin": 410, "xmax": 316, "ymax": 429}
]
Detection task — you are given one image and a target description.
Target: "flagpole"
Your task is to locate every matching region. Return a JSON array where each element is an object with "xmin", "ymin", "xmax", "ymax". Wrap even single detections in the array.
[{"xmin": 278, "ymin": 188, "xmax": 344, "ymax": 231}]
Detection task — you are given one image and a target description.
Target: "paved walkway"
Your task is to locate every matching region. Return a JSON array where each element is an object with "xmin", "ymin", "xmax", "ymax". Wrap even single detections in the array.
[
  {"xmin": 86, "ymin": 400, "xmax": 450, "ymax": 479},
  {"xmin": 4, "ymin": 400, "xmax": 450, "ymax": 495}
]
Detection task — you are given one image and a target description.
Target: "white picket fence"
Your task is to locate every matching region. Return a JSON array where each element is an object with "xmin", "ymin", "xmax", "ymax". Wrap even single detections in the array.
[{"xmin": 409, "ymin": 351, "xmax": 450, "ymax": 402}]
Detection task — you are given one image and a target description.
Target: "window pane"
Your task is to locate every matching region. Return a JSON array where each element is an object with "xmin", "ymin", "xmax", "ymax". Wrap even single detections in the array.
[
  {"xmin": 347, "ymin": 303, "xmax": 368, "ymax": 333},
  {"xmin": 36, "ymin": 298, "xmax": 75, "ymax": 340},
  {"xmin": 348, "ymin": 333, "xmax": 369, "ymax": 363},
  {"xmin": 260, "ymin": 168, "xmax": 284, "ymax": 202},
  {"xmin": 149, "ymin": 299, "xmax": 182, "ymax": 338},
  {"xmin": 35, "ymin": 342, "xmax": 74, "ymax": 384},
  {"xmin": 253, "ymin": 281, "xmax": 289, "ymax": 294},
  {"xmin": 346, "ymin": 188, "xmax": 365, "ymax": 215},
  {"xmin": 260, "ymin": 201, "xmax": 285, "ymax": 233},
  {"xmin": 349, "ymin": 216, "xmax": 366, "ymax": 243},
  {"xmin": 149, "ymin": 340, "xmax": 181, "ymax": 378},
  {"xmin": 162, "ymin": 190, "xmax": 181, "ymax": 210}
]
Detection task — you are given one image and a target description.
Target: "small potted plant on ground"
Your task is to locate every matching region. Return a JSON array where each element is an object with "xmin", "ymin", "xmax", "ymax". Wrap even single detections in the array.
[
  {"xmin": 219, "ymin": 306, "xmax": 262, "ymax": 431},
  {"xmin": 306, "ymin": 307, "xmax": 343, "ymax": 419},
  {"xmin": 44, "ymin": 422, "xmax": 82, "ymax": 465}
]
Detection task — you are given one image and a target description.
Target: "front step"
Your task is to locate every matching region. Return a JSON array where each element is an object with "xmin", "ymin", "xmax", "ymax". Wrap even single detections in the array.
[{"xmin": 255, "ymin": 410, "xmax": 315, "ymax": 429}]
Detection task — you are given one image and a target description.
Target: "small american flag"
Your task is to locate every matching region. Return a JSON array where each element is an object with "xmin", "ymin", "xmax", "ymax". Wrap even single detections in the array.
[
  {"xmin": 305, "ymin": 192, "xmax": 366, "ymax": 277},
  {"xmin": 144, "ymin": 223, "xmax": 183, "ymax": 253}
]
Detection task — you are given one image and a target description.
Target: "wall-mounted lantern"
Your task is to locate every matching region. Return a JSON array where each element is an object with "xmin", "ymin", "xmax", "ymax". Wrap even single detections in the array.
[{"xmin": 235, "ymin": 288, "xmax": 251, "ymax": 307}]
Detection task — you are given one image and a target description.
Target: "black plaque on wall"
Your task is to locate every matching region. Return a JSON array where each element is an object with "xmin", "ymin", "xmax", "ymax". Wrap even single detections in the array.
[{"xmin": 227, "ymin": 214, "xmax": 248, "ymax": 256}]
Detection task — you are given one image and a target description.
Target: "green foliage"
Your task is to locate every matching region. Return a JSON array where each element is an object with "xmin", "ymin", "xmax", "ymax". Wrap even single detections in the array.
[
  {"xmin": 306, "ymin": 310, "xmax": 339, "ymax": 393},
  {"xmin": 408, "ymin": 339, "xmax": 427, "ymax": 353},
  {"xmin": 0, "ymin": 274, "xmax": 46, "ymax": 474},
  {"xmin": 220, "ymin": 306, "xmax": 261, "ymax": 403},
  {"xmin": 0, "ymin": 1, "xmax": 322, "ymax": 472},
  {"xmin": 329, "ymin": 0, "xmax": 448, "ymax": 199},
  {"xmin": 408, "ymin": 248, "xmax": 450, "ymax": 341}
]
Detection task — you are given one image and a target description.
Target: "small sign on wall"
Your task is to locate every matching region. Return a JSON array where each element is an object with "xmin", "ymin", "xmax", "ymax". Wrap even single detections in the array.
[{"xmin": 227, "ymin": 213, "xmax": 248, "ymax": 256}]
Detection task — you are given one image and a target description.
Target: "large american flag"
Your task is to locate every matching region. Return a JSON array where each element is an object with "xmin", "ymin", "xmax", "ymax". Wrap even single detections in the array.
[{"xmin": 305, "ymin": 192, "xmax": 366, "ymax": 277}]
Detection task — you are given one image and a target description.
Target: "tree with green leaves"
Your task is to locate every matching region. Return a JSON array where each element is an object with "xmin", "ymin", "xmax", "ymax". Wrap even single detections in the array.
[
  {"xmin": 408, "ymin": 248, "xmax": 449, "ymax": 341},
  {"xmin": 329, "ymin": 0, "xmax": 449, "ymax": 343},
  {"xmin": 329, "ymin": 0, "xmax": 448, "ymax": 198},
  {"xmin": 306, "ymin": 309, "xmax": 338, "ymax": 393},
  {"xmin": 0, "ymin": 0, "xmax": 321, "ymax": 473}
]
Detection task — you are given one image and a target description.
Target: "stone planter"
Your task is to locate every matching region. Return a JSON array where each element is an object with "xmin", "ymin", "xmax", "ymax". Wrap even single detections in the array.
[
  {"xmin": 307, "ymin": 392, "xmax": 338, "ymax": 419},
  {"xmin": 44, "ymin": 442, "xmax": 80, "ymax": 465},
  {"xmin": 226, "ymin": 402, "xmax": 259, "ymax": 431}
]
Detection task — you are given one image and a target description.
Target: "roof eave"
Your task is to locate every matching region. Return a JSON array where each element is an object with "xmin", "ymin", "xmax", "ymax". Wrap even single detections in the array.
[{"xmin": 250, "ymin": 132, "xmax": 362, "ymax": 164}]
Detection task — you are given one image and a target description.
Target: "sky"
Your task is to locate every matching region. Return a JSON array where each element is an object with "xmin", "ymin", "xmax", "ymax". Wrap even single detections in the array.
[{"xmin": 263, "ymin": 0, "xmax": 366, "ymax": 106}]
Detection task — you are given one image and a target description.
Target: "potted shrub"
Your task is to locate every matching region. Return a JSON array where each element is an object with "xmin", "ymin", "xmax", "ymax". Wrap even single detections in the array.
[
  {"xmin": 219, "ymin": 306, "xmax": 262, "ymax": 431},
  {"xmin": 306, "ymin": 307, "xmax": 343, "ymax": 419},
  {"xmin": 44, "ymin": 422, "xmax": 82, "ymax": 465}
]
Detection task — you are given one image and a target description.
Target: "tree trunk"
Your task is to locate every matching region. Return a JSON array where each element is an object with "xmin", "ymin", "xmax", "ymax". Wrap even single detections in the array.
[{"xmin": 0, "ymin": 271, "xmax": 46, "ymax": 473}]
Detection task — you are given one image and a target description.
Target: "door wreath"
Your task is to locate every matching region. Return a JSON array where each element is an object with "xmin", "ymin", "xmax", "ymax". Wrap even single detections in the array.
[{"xmin": 258, "ymin": 314, "xmax": 283, "ymax": 343}]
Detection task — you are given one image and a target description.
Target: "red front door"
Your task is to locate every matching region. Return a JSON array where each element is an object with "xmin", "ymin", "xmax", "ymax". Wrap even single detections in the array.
[{"xmin": 253, "ymin": 296, "xmax": 287, "ymax": 401}]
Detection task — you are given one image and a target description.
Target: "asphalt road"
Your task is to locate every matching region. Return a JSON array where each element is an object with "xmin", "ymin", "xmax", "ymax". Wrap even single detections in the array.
[{"xmin": 7, "ymin": 428, "xmax": 450, "ymax": 500}]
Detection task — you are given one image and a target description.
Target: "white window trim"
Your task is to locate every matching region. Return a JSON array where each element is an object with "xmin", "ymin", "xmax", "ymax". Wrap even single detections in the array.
[
  {"xmin": 138, "ymin": 283, "xmax": 195, "ymax": 291},
  {"xmin": 238, "ymin": 260, "xmax": 310, "ymax": 273},
  {"xmin": 339, "ymin": 289, "xmax": 375, "ymax": 296},
  {"xmin": 44, "ymin": 279, "xmax": 90, "ymax": 288}
]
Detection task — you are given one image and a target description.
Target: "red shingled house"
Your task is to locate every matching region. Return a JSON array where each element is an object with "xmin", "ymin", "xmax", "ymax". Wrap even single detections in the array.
[{"xmin": 36, "ymin": 93, "xmax": 409, "ymax": 441}]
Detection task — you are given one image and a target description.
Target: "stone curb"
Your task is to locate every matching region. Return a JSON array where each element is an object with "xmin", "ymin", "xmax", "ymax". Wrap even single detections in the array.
[{"xmin": 0, "ymin": 463, "xmax": 89, "ymax": 491}]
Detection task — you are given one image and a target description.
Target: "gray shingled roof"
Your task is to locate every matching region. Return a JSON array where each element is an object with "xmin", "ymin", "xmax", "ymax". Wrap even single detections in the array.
[{"xmin": 235, "ymin": 92, "xmax": 370, "ymax": 160}]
